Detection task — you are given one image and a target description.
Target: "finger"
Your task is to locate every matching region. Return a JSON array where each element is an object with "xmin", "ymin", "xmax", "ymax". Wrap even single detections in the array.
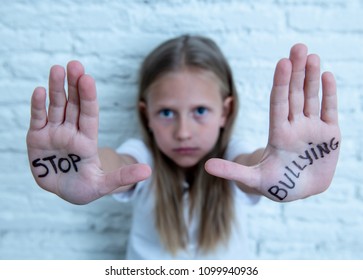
[
  {"xmin": 303, "ymin": 54, "xmax": 321, "ymax": 117},
  {"xmin": 269, "ymin": 58, "xmax": 292, "ymax": 130},
  {"xmin": 48, "ymin": 65, "xmax": 67, "ymax": 125},
  {"xmin": 78, "ymin": 74, "xmax": 99, "ymax": 140},
  {"xmin": 205, "ymin": 158, "xmax": 260, "ymax": 188},
  {"xmin": 288, "ymin": 43, "xmax": 308, "ymax": 119},
  {"xmin": 101, "ymin": 164, "xmax": 152, "ymax": 194},
  {"xmin": 29, "ymin": 87, "xmax": 47, "ymax": 130},
  {"xmin": 65, "ymin": 61, "xmax": 85, "ymax": 126},
  {"xmin": 321, "ymin": 72, "xmax": 338, "ymax": 124}
]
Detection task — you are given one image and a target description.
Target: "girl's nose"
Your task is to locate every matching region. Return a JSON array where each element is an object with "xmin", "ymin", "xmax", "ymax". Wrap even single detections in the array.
[{"xmin": 175, "ymin": 116, "xmax": 192, "ymax": 141}]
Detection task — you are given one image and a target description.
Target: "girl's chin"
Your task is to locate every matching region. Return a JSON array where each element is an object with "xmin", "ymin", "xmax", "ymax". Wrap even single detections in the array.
[
  {"xmin": 163, "ymin": 150, "xmax": 209, "ymax": 169},
  {"xmin": 171, "ymin": 157, "xmax": 205, "ymax": 170}
]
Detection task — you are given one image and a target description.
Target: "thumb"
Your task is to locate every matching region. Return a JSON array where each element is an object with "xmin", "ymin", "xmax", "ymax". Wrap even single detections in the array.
[
  {"xmin": 205, "ymin": 158, "xmax": 261, "ymax": 188},
  {"xmin": 102, "ymin": 163, "xmax": 152, "ymax": 194}
]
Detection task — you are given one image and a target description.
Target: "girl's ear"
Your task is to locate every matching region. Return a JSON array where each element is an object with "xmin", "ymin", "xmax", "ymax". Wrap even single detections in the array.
[
  {"xmin": 220, "ymin": 96, "xmax": 233, "ymax": 128},
  {"xmin": 139, "ymin": 100, "xmax": 147, "ymax": 113},
  {"xmin": 139, "ymin": 101, "xmax": 150, "ymax": 126}
]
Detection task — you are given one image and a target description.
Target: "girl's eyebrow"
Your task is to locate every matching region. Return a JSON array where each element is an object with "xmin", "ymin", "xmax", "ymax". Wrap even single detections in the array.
[
  {"xmin": 151, "ymin": 101, "xmax": 178, "ymax": 108},
  {"xmin": 154, "ymin": 101, "xmax": 214, "ymax": 108}
]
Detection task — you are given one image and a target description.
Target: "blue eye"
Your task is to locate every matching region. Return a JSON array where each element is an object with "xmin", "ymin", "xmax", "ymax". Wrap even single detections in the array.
[
  {"xmin": 195, "ymin": 107, "xmax": 208, "ymax": 116},
  {"xmin": 159, "ymin": 109, "xmax": 174, "ymax": 119}
]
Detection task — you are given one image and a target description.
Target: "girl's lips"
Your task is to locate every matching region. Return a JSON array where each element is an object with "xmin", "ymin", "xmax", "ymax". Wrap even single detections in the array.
[{"xmin": 173, "ymin": 147, "xmax": 199, "ymax": 155}]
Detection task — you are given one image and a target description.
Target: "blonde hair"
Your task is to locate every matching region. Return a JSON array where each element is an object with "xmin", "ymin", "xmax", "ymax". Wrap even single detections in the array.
[{"xmin": 137, "ymin": 35, "xmax": 239, "ymax": 254}]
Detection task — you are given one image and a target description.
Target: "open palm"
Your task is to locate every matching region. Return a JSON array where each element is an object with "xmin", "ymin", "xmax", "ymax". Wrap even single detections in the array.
[
  {"xmin": 26, "ymin": 61, "xmax": 150, "ymax": 204},
  {"xmin": 206, "ymin": 44, "xmax": 341, "ymax": 202}
]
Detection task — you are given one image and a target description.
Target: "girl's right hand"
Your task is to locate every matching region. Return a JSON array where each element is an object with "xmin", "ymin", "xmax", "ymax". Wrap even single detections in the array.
[{"xmin": 26, "ymin": 61, "xmax": 151, "ymax": 204}]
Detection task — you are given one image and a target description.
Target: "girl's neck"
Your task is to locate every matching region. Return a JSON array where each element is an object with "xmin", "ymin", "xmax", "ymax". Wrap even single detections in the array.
[{"xmin": 183, "ymin": 166, "xmax": 197, "ymax": 186}]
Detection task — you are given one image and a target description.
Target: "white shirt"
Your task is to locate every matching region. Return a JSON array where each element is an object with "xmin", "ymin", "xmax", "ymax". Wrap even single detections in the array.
[{"xmin": 113, "ymin": 138, "xmax": 260, "ymax": 259}]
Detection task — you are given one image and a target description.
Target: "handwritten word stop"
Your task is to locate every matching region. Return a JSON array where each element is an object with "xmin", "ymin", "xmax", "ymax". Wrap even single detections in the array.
[{"xmin": 32, "ymin": 154, "xmax": 81, "ymax": 178}]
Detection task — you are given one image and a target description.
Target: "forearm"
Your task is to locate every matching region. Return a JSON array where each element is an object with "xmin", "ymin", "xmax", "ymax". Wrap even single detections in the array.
[
  {"xmin": 99, "ymin": 147, "xmax": 138, "ymax": 193},
  {"xmin": 98, "ymin": 147, "xmax": 137, "ymax": 172}
]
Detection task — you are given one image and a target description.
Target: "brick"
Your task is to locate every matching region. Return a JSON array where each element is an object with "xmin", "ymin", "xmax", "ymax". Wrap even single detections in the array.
[{"xmin": 288, "ymin": 8, "xmax": 363, "ymax": 32}]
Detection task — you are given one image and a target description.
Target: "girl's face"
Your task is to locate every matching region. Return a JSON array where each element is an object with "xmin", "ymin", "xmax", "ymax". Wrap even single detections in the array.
[{"xmin": 141, "ymin": 68, "xmax": 232, "ymax": 168}]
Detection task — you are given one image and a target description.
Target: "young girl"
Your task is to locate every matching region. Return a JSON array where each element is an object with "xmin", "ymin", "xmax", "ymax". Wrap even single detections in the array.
[{"xmin": 27, "ymin": 35, "xmax": 341, "ymax": 259}]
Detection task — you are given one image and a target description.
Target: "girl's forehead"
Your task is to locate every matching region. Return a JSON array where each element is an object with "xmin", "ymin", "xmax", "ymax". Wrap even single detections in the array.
[
  {"xmin": 146, "ymin": 68, "xmax": 223, "ymax": 103},
  {"xmin": 154, "ymin": 67, "xmax": 219, "ymax": 86}
]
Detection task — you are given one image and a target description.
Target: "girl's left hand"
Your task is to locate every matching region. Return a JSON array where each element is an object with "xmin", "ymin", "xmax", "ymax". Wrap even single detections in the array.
[{"xmin": 205, "ymin": 44, "xmax": 341, "ymax": 202}]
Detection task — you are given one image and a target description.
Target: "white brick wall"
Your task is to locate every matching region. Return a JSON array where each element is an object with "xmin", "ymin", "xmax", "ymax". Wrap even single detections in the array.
[{"xmin": 1, "ymin": 0, "xmax": 362, "ymax": 259}]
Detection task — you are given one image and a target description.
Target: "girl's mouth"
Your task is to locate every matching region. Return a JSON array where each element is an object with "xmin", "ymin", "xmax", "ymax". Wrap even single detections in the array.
[{"xmin": 173, "ymin": 147, "xmax": 199, "ymax": 155}]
